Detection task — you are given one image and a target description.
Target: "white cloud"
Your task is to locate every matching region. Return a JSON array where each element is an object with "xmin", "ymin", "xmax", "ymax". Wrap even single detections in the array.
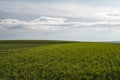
[
  {"xmin": 1, "ymin": 1, "xmax": 120, "ymax": 40},
  {"xmin": 1, "ymin": 2, "xmax": 120, "ymax": 21},
  {"xmin": 1, "ymin": 16, "xmax": 120, "ymax": 33},
  {"xmin": 0, "ymin": 17, "xmax": 67, "ymax": 32}
]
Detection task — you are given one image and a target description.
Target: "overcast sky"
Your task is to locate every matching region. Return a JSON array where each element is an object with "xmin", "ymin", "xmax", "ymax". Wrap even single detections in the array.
[{"xmin": 0, "ymin": 0, "xmax": 120, "ymax": 41}]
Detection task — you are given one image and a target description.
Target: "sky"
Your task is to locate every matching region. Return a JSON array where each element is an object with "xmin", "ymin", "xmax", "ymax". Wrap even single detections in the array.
[{"xmin": 0, "ymin": 0, "xmax": 120, "ymax": 41}]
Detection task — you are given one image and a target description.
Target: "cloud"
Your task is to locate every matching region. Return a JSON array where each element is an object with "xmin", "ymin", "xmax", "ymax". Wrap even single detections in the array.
[
  {"xmin": 1, "ymin": 1, "xmax": 120, "ymax": 41},
  {"xmin": 0, "ymin": 17, "xmax": 67, "ymax": 32},
  {"xmin": 1, "ymin": 1, "xmax": 120, "ymax": 21},
  {"xmin": 1, "ymin": 16, "xmax": 120, "ymax": 33}
]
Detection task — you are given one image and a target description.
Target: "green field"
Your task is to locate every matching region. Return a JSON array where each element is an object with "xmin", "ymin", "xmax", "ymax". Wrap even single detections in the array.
[{"xmin": 0, "ymin": 40, "xmax": 120, "ymax": 80}]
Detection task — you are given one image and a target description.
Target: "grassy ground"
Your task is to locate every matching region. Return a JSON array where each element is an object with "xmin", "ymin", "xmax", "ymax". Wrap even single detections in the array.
[{"xmin": 0, "ymin": 40, "xmax": 120, "ymax": 80}]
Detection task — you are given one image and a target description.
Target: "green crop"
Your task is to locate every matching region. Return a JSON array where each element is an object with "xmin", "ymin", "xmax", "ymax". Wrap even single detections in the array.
[{"xmin": 0, "ymin": 40, "xmax": 120, "ymax": 80}]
